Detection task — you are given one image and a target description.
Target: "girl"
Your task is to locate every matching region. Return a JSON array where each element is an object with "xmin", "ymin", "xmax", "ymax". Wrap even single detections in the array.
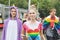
[
  {"xmin": 22, "ymin": 9, "xmax": 46, "ymax": 40},
  {"xmin": 2, "ymin": 6, "xmax": 22, "ymax": 40}
]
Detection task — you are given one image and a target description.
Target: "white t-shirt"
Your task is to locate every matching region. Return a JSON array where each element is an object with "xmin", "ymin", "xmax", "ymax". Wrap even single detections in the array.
[{"xmin": 5, "ymin": 20, "xmax": 18, "ymax": 40}]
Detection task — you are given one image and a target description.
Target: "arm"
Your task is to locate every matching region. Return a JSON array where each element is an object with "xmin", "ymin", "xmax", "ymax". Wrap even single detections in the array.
[
  {"xmin": 21, "ymin": 24, "xmax": 28, "ymax": 40},
  {"xmin": 39, "ymin": 23, "xmax": 46, "ymax": 40},
  {"xmin": 21, "ymin": 24, "xmax": 25, "ymax": 38},
  {"xmin": 1, "ymin": 26, "xmax": 5, "ymax": 40},
  {"xmin": 40, "ymin": 30, "xmax": 46, "ymax": 40},
  {"xmin": 1, "ymin": 20, "xmax": 7, "ymax": 40}
]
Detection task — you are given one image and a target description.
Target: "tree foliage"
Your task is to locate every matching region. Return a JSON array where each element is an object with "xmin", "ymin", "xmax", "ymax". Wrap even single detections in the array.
[{"xmin": 0, "ymin": 0, "xmax": 60, "ymax": 17}]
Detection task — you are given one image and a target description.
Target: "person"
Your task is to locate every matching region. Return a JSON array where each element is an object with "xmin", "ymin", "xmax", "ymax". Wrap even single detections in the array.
[
  {"xmin": 43, "ymin": 8, "xmax": 60, "ymax": 40},
  {"xmin": 22, "ymin": 9, "xmax": 46, "ymax": 40},
  {"xmin": 22, "ymin": 12, "xmax": 28, "ymax": 23},
  {"xmin": 36, "ymin": 17, "xmax": 42, "ymax": 22},
  {"xmin": 1, "ymin": 6, "xmax": 22, "ymax": 40},
  {"xmin": 57, "ymin": 16, "xmax": 60, "ymax": 39}
]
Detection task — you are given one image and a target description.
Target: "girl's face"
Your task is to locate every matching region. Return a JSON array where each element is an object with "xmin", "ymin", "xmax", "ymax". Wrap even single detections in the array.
[
  {"xmin": 29, "ymin": 10, "xmax": 36, "ymax": 20},
  {"xmin": 11, "ymin": 8, "xmax": 16, "ymax": 17}
]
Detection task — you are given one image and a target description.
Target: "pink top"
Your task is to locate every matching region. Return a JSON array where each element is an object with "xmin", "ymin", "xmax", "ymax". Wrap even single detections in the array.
[{"xmin": 23, "ymin": 21, "xmax": 43, "ymax": 38}]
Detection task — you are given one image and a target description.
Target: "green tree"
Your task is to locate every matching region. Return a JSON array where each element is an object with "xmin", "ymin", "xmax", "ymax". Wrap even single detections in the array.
[{"xmin": 0, "ymin": 0, "xmax": 60, "ymax": 16}]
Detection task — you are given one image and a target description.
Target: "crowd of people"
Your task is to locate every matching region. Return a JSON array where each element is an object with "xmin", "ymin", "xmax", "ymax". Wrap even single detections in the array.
[{"xmin": 1, "ymin": 4, "xmax": 60, "ymax": 40}]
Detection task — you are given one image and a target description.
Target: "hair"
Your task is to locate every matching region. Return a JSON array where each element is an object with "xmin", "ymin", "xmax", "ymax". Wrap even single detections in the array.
[
  {"xmin": 10, "ymin": 7, "xmax": 16, "ymax": 17},
  {"xmin": 10, "ymin": 7, "xmax": 16, "ymax": 10},
  {"xmin": 31, "ymin": 4, "xmax": 37, "ymax": 8},
  {"xmin": 29, "ymin": 9, "xmax": 37, "ymax": 14},
  {"xmin": 30, "ymin": 4, "xmax": 37, "ymax": 12},
  {"xmin": 49, "ymin": 8, "xmax": 56, "ymax": 13}
]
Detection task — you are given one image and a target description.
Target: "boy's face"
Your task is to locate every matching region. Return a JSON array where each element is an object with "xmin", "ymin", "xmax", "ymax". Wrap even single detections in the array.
[{"xmin": 50, "ymin": 10, "xmax": 56, "ymax": 16}]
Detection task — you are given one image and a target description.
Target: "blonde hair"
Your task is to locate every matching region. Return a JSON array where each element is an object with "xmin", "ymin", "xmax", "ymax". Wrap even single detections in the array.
[{"xmin": 29, "ymin": 9, "xmax": 37, "ymax": 14}]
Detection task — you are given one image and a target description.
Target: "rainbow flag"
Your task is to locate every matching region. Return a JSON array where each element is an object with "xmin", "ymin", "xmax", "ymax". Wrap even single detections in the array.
[{"xmin": 43, "ymin": 15, "xmax": 60, "ymax": 30}]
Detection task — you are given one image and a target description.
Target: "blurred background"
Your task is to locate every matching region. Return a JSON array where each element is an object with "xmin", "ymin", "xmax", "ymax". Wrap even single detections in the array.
[{"xmin": 0, "ymin": 0, "xmax": 60, "ymax": 40}]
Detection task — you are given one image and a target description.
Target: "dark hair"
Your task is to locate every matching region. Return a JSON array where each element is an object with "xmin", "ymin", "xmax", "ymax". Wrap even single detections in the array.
[
  {"xmin": 10, "ymin": 7, "xmax": 16, "ymax": 10},
  {"xmin": 10, "ymin": 7, "xmax": 16, "ymax": 17}
]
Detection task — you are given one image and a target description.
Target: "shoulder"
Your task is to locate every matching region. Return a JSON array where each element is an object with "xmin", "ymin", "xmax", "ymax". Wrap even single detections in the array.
[
  {"xmin": 23, "ymin": 21, "xmax": 29, "ymax": 29},
  {"xmin": 46, "ymin": 15, "xmax": 50, "ymax": 19},
  {"xmin": 4, "ymin": 18, "xmax": 9, "ymax": 23},
  {"xmin": 44, "ymin": 15, "xmax": 50, "ymax": 19},
  {"xmin": 23, "ymin": 21, "xmax": 29, "ymax": 25},
  {"xmin": 18, "ymin": 19, "xmax": 22, "ymax": 24},
  {"xmin": 36, "ymin": 21, "xmax": 40, "ymax": 24},
  {"xmin": 35, "ymin": 21, "xmax": 42, "ymax": 27},
  {"xmin": 55, "ymin": 16, "xmax": 59, "ymax": 20}
]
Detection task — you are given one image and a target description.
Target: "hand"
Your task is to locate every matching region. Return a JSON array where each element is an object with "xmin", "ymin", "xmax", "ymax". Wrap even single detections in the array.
[
  {"xmin": 41, "ymin": 35, "xmax": 46, "ymax": 40},
  {"xmin": 57, "ymin": 30, "xmax": 60, "ymax": 35}
]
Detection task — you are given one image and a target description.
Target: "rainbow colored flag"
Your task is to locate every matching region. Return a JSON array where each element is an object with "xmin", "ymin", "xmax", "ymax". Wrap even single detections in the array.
[{"xmin": 43, "ymin": 15, "xmax": 60, "ymax": 31}]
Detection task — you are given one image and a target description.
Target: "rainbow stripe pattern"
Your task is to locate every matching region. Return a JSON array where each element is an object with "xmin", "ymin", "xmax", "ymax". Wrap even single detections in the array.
[
  {"xmin": 43, "ymin": 15, "xmax": 60, "ymax": 30},
  {"xmin": 27, "ymin": 29, "xmax": 39, "ymax": 39},
  {"xmin": 23, "ymin": 21, "xmax": 42, "ymax": 39}
]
